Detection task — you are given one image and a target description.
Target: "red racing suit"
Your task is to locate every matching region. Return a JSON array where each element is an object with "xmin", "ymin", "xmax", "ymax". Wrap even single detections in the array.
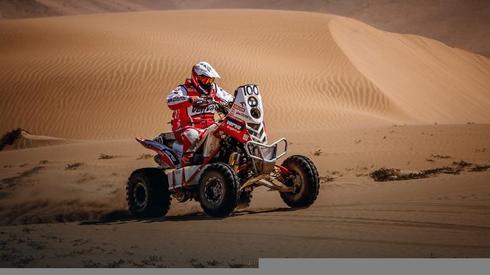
[{"xmin": 167, "ymin": 79, "xmax": 234, "ymax": 152}]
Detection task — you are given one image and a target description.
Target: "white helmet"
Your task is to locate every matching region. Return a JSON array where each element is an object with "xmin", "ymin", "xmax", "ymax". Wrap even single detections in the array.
[
  {"xmin": 191, "ymin": 61, "xmax": 220, "ymax": 93},
  {"xmin": 193, "ymin": 61, "xmax": 220, "ymax": 78}
]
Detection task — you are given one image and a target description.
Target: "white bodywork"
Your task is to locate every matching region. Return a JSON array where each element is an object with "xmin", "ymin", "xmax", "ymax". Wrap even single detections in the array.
[
  {"xmin": 229, "ymin": 85, "xmax": 267, "ymax": 144},
  {"xmin": 166, "ymin": 165, "xmax": 203, "ymax": 190}
]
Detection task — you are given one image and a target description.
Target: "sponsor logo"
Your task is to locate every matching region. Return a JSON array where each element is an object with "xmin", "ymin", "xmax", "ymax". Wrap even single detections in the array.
[
  {"xmin": 224, "ymin": 118, "xmax": 244, "ymax": 134},
  {"xmin": 231, "ymin": 102, "xmax": 246, "ymax": 112},
  {"xmin": 168, "ymin": 96, "xmax": 188, "ymax": 103},
  {"xmin": 226, "ymin": 119, "xmax": 243, "ymax": 131},
  {"xmin": 190, "ymin": 104, "xmax": 217, "ymax": 115},
  {"xmin": 234, "ymin": 111, "xmax": 250, "ymax": 120}
]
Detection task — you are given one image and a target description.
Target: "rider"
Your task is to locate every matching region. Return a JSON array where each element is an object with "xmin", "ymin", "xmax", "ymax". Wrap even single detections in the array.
[{"xmin": 166, "ymin": 61, "xmax": 234, "ymax": 166}]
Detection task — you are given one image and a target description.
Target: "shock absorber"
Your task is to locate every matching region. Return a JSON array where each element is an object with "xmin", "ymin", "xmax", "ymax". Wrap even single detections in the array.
[{"xmin": 228, "ymin": 152, "xmax": 240, "ymax": 171}]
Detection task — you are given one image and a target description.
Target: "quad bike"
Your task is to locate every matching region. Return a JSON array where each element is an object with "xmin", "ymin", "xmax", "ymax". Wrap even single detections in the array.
[{"xmin": 127, "ymin": 84, "xmax": 320, "ymax": 218}]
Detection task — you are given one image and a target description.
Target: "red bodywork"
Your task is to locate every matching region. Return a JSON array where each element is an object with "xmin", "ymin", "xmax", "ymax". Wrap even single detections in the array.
[{"xmin": 215, "ymin": 116, "xmax": 250, "ymax": 143}]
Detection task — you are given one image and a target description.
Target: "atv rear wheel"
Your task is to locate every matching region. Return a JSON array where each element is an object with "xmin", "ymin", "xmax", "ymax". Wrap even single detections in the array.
[
  {"xmin": 126, "ymin": 168, "xmax": 171, "ymax": 218},
  {"xmin": 198, "ymin": 163, "xmax": 240, "ymax": 217},
  {"xmin": 280, "ymin": 155, "xmax": 320, "ymax": 208}
]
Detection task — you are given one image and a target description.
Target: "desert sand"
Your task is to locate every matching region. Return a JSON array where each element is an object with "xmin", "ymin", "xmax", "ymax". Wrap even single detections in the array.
[
  {"xmin": 1, "ymin": 1, "xmax": 489, "ymax": 57},
  {"xmin": 0, "ymin": 9, "xmax": 490, "ymax": 267}
]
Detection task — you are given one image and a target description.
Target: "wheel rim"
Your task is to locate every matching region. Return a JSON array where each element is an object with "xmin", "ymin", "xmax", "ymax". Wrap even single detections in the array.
[
  {"xmin": 286, "ymin": 166, "xmax": 305, "ymax": 195},
  {"xmin": 203, "ymin": 176, "xmax": 224, "ymax": 207},
  {"xmin": 133, "ymin": 181, "xmax": 148, "ymax": 209}
]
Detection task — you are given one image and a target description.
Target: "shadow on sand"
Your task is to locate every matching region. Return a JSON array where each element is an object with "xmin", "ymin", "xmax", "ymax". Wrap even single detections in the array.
[{"xmin": 80, "ymin": 207, "xmax": 300, "ymax": 225}]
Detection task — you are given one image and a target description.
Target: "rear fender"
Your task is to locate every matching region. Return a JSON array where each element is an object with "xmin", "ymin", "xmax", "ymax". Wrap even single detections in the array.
[{"xmin": 136, "ymin": 137, "xmax": 180, "ymax": 168}]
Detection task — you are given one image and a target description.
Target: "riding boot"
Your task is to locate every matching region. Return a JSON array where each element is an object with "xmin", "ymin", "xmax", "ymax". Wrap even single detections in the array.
[
  {"xmin": 180, "ymin": 151, "xmax": 194, "ymax": 167},
  {"xmin": 180, "ymin": 138, "xmax": 201, "ymax": 167}
]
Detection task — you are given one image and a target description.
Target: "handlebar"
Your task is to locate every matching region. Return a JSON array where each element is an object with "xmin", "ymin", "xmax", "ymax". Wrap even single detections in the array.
[
  {"xmin": 211, "ymin": 100, "xmax": 231, "ymax": 115},
  {"xmin": 196, "ymin": 97, "xmax": 230, "ymax": 115}
]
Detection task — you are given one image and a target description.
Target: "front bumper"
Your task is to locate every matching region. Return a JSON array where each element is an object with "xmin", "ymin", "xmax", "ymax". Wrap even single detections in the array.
[{"xmin": 244, "ymin": 138, "xmax": 288, "ymax": 162}]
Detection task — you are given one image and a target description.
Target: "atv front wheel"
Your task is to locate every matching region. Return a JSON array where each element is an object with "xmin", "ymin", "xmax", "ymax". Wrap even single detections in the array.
[
  {"xmin": 126, "ymin": 168, "xmax": 171, "ymax": 218},
  {"xmin": 198, "ymin": 163, "xmax": 240, "ymax": 217},
  {"xmin": 280, "ymin": 155, "xmax": 320, "ymax": 208}
]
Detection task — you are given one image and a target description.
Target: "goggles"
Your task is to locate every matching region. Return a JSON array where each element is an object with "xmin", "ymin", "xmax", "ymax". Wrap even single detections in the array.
[{"xmin": 198, "ymin": 75, "xmax": 215, "ymax": 85}]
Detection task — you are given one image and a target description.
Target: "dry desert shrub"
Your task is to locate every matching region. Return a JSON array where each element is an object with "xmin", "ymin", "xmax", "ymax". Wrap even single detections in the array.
[
  {"xmin": 0, "ymin": 128, "xmax": 23, "ymax": 151},
  {"xmin": 137, "ymin": 153, "xmax": 153, "ymax": 160},
  {"xmin": 430, "ymin": 154, "xmax": 451, "ymax": 159},
  {"xmin": 470, "ymin": 165, "xmax": 490, "ymax": 172},
  {"xmin": 65, "ymin": 162, "xmax": 83, "ymax": 170},
  {"xmin": 98, "ymin": 153, "xmax": 115, "ymax": 160},
  {"xmin": 370, "ymin": 160, "xmax": 490, "ymax": 182}
]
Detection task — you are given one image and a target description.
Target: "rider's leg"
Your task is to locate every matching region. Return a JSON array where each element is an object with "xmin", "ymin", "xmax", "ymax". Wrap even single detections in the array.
[{"xmin": 178, "ymin": 127, "xmax": 205, "ymax": 166}]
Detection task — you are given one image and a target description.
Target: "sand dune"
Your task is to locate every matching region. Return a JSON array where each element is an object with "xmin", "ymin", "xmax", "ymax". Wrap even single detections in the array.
[
  {"xmin": 1, "ymin": 9, "xmax": 490, "ymax": 266},
  {"xmin": 1, "ymin": 1, "xmax": 489, "ymax": 57},
  {"xmin": 330, "ymin": 17, "xmax": 490, "ymax": 124},
  {"xmin": 1, "ymin": 10, "xmax": 489, "ymax": 140}
]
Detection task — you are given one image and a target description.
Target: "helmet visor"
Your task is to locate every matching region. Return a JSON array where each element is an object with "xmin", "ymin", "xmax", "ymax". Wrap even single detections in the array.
[{"xmin": 198, "ymin": 75, "xmax": 215, "ymax": 85}]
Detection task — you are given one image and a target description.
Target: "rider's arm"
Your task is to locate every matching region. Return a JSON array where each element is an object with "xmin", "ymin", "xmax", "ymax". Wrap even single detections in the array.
[
  {"xmin": 167, "ymin": 86, "xmax": 197, "ymax": 110},
  {"xmin": 215, "ymin": 85, "xmax": 234, "ymax": 104}
]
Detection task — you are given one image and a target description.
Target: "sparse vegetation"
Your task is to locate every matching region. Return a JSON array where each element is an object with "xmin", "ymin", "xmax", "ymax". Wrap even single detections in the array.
[
  {"xmin": 0, "ymin": 128, "xmax": 23, "ymax": 151},
  {"xmin": 470, "ymin": 165, "xmax": 490, "ymax": 172},
  {"xmin": 430, "ymin": 154, "xmax": 451, "ymax": 159},
  {"xmin": 190, "ymin": 258, "xmax": 205, "ymax": 268},
  {"xmin": 370, "ymin": 160, "xmax": 490, "ymax": 182},
  {"xmin": 313, "ymin": 149, "xmax": 322, "ymax": 156},
  {"xmin": 139, "ymin": 255, "xmax": 163, "ymax": 266},
  {"xmin": 98, "ymin": 153, "xmax": 115, "ymax": 160},
  {"xmin": 137, "ymin": 153, "xmax": 153, "ymax": 160},
  {"xmin": 319, "ymin": 176, "xmax": 334, "ymax": 183},
  {"xmin": 65, "ymin": 162, "xmax": 83, "ymax": 170},
  {"xmin": 452, "ymin": 160, "xmax": 471, "ymax": 168},
  {"xmin": 207, "ymin": 260, "xmax": 220, "ymax": 266}
]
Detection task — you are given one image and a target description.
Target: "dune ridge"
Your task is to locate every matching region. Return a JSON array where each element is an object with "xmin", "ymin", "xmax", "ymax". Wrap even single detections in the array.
[
  {"xmin": 2, "ymin": 1, "xmax": 489, "ymax": 58},
  {"xmin": 1, "ymin": 10, "xmax": 489, "ymax": 141},
  {"xmin": 330, "ymin": 17, "xmax": 490, "ymax": 124}
]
